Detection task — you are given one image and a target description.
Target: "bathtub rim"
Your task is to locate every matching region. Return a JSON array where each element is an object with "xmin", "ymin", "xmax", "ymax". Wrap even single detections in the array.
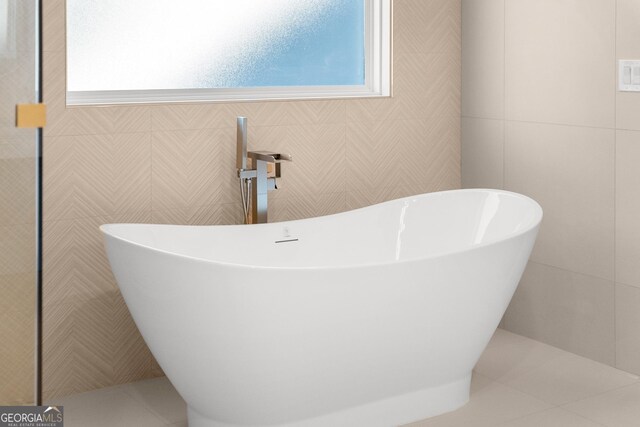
[{"xmin": 100, "ymin": 188, "xmax": 543, "ymax": 271}]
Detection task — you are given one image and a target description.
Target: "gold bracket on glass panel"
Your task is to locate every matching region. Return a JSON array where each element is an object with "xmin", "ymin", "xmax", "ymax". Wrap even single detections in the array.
[{"xmin": 15, "ymin": 103, "xmax": 47, "ymax": 128}]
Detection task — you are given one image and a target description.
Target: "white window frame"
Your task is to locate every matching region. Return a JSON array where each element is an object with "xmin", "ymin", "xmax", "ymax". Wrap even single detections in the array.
[{"xmin": 66, "ymin": 0, "xmax": 391, "ymax": 106}]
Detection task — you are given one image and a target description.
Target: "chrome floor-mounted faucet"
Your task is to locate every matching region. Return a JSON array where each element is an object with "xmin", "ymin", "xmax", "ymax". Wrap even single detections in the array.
[{"xmin": 236, "ymin": 117, "xmax": 292, "ymax": 224}]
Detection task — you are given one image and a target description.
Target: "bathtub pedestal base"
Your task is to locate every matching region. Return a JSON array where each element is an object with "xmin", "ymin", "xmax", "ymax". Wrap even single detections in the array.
[{"xmin": 187, "ymin": 375, "xmax": 471, "ymax": 427}]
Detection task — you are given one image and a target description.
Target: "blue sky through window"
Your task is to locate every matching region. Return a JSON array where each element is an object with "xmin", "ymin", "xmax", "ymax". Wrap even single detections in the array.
[{"xmin": 234, "ymin": 0, "xmax": 365, "ymax": 87}]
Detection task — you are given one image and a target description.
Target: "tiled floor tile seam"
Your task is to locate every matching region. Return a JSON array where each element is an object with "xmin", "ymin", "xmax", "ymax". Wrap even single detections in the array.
[
  {"xmin": 476, "ymin": 348, "xmax": 568, "ymax": 386},
  {"xmin": 559, "ymin": 381, "xmax": 640, "ymax": 411},
  {"xmin": 488, "ymin": 347, "xmax": 639, "ymax": 399},
  {"xmin": 484, "ymin": 370, "xmax": 564, "ymax": 402},
  {"xmin": 494, "ymin": 407, "xmax": 609, "ymax": 427}
]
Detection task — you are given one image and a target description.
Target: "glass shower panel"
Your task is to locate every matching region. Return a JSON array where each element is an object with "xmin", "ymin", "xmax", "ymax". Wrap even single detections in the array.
[{"xmin": 0, "ymin": 0, "xmax": 40, "ymax": 405}]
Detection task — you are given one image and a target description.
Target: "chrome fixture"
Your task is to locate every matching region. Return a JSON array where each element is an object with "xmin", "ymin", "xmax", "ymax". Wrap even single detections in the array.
[{"xmin": 236, "ymin": 117, "xmax": 292, "ymax": 224}]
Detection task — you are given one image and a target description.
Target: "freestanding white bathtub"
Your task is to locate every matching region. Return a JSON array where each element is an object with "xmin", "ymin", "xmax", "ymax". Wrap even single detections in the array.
[{"xmin": 101, "ymin": 189, "xmax": 542, "ymax": 427}]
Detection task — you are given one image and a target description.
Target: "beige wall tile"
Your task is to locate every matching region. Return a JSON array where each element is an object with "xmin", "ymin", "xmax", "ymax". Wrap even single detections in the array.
[
  {"xmin": 152, "ymin": 203, "xmax": 242, "ymax": 226},
  {"xmin": 347, "ymin": 117, "xmax": 460, "ymax": 193},
  {"xmin": 249, "ymin": 124, "xmax": 347, "ymax": 197},
  {"xmin": 346, "ymin": 98, "xmax": 404, "ymax": 124},
  {"xmin": 615, "ymin": 0, "xmax": 640, "ymax": 58},
  {"xmin": 461, "ymin": 117, "xmax": 504, "ymax": 189},
  {"xmin": 42, "ymin": 0, "xmax": 65, "ymax": 53},
  {"xmin": 43, "ymin": 212, "xmax": 158, "ymax": 400},
  {"xmin": 151, "ymin": 128, "xmax": 234, "ymax": 211},
  {"xmin": 228, "ymin": 102, "xmax": 319, "ymax": 127},
  {"xmin": 505, "ymin": 0, "xmax": 616, "ymax": 128},
  {"xmin": 394, "ymin": 53, "xmax": 461, "ymax": 119},
  {"xmin": 463, "ymin": 0, "xmax": 640, "ymax": 375},
  {"xmin": 43, "ymin": 212, "xmax": 151, "ymax": 305},
  {"xmin": 229, "ymin": 100, "xmax": 347, "ymax": 127},
  {"xmin": 41, "ymin": 51, "xmax": 67, "ymax": 118},
  {"xmin": 461, "ymin": 0, "xmax": 505, "ymax": 120},
  {"xmin": 285, "ymin": 100, "xmax": 347, "ymax": 125},
  {"xmin": 504, "ymin": 121, "xmax": 614, "ymax": 280},
  {"xmin": 269, "ymin": 192, "xmax": 347, "ymax": 223},
  {"xmin": 347, "ymin": 119, "xmax": 419, "ymax": 190},
  {"xmin": 615, "ymin": 284, "xmax": 640, "ymax": 375},
  {"xmin": 504, "ymin": 262, "xmax": 615, "ymax": 365},
  {"xmin": 616, "ymin": 0, "xmax": 640, "ymax": 131},
  {"xmin": 616, "ymin": 94, "xmax": 640, "ymax": 131},
  {"xmin": 616, "ymin": 130, "xmax": 640, "ymax": 288},
  {"xmin": 151, "ymin": 104, "xmax": 234, "ymax": 131},
  {"xmin": 347, "ymin": 52, "xmax": 460, "ymax": 123},
  {"xmin": 394, "ymin": 0, "xmax": 461, "ymax": 54},
  {"xmin": 44, "ymin": 133, "xmax": 152, "ymax": 221}
]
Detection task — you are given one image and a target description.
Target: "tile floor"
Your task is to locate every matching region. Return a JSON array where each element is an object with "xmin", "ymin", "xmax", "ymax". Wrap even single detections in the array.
[{"xmin": 49, "ymin": 329, "xmax": 640, "ymax": 427}]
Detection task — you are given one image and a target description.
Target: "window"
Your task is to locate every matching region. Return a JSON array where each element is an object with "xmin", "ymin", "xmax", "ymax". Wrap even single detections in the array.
[{"xmin": 66, "ymin": 0, "xmax": 391, "ymax": 105}]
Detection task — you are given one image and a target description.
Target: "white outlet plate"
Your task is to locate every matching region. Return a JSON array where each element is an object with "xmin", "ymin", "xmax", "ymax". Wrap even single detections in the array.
[{"xmin": 619, "ymin": 60, "xmax": 640, "ymax": 92}]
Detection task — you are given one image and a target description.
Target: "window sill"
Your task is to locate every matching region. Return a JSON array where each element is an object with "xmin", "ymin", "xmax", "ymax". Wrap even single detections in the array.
[{"xmin": 66, "ymin": 85, "xmax": 391, "ymax": 107}]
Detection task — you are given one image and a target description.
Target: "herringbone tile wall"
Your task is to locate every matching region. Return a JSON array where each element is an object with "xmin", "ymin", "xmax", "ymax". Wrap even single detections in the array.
[{"xmin": 40, "ymin": 0, "xmax": 461, "ymax": 400}]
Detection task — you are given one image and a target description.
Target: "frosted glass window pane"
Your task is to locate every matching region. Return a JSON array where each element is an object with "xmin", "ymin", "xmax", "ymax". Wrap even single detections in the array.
[{"xmin": 67, "ymin": 0, "xmax": 366, "ymax": 92}]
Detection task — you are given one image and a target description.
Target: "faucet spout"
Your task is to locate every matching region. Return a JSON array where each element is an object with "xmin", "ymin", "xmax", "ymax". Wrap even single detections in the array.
[{"xmin": 235, "ymin": 117, "xmax": 292, "ymax": 224}]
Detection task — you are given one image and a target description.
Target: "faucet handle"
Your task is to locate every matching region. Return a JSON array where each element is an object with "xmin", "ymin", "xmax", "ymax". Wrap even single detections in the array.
[
  {"xmin": 274, "ymin": 153, "xmax": 292, "ymax": 162},
  {"xmin": 247, "ymin": 151, "xmax": 293, "ymax": 164}
]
